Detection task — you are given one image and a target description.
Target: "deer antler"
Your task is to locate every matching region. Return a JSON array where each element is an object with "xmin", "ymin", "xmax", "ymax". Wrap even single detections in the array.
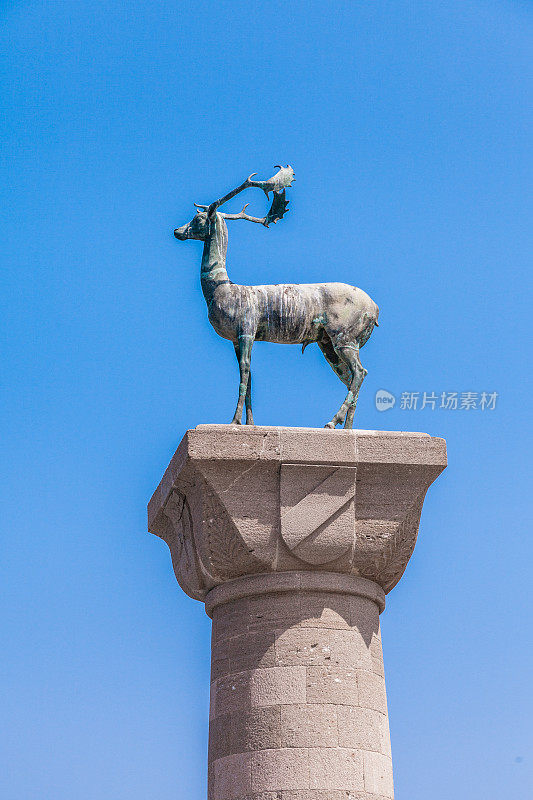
[
  {"xmin": 207, "ymin": 172, "xmax": 259, "ymax": 217},
  {"xmin": 248, "ymin": 165, "xmax": 295, "ymax": 198},
  {"xmin": 219, "ymin": 203, "xmax": 267, "ymax": 226},
  {"xmin": 220, "ymin": 190, "xmax": 290, "ymax": 228},
  {"xmin": 205, "ymin": 166, "xmax": 295, "ymax": 217},
  {"xmin": 264, "ymin": 190, "xmax": 290, "ymax": 226}
]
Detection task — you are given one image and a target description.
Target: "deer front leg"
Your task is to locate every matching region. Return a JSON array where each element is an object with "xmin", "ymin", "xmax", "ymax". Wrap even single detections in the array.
[
  {"xmin": 232, "ymin": 334, "xmax": 254, "ymax": 425},
  {"xmin": 244, "ymin": 370, "xmax": 254, "ymax": 425}
]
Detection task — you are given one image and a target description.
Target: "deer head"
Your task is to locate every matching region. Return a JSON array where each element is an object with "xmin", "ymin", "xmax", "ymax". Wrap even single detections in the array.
[
  {"xmin": 174, "ymin": 166, "xmax": 294, "ymax": 241},
  {"xmin": 174, "ymin": 208, "xmax": 210, "ymax": 241}
]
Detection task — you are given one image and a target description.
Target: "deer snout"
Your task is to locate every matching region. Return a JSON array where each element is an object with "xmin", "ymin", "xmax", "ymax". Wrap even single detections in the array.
[{"xmin": 174, "ymin": 225, "xmax": 188, "ymax": 240}]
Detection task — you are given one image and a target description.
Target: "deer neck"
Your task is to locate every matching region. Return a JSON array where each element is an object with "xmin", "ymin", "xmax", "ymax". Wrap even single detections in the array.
[{"xmin": 201, "ymin": 214, "xmax": 230, "ymax": 303}]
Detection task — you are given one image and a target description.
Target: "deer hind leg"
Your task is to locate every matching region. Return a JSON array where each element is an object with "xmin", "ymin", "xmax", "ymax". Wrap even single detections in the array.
[
  {"xmin": 318, "ymin": 334, "xmax": 352, "ymax": 389},
  {"xmin": 324, "ymin": 341, "xmax": 367, "ymax": 429},
  {"xmin": 232, "ymin": 335, "xmax": 254, "ymax": 425},
  {"xmin": 317, "ymin": 334, "xmax": 353, "ymax": 429}
]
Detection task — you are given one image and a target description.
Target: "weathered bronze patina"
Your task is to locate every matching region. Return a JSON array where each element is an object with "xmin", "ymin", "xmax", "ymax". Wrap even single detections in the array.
[{"xmin": 174, "ymin": 166, "xmax": 379, "ymax": 428}]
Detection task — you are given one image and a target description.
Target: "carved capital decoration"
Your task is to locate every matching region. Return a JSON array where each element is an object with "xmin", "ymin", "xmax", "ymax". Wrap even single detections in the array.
[{"xmin": 148, "ymin": 425, "xmax": 446, "ymax": 601}]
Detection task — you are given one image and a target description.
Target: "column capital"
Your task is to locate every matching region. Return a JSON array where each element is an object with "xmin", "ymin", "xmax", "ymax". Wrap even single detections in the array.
[{"xmin": 148, "ymin": 425, "xmax": 446, "ymax": 601}]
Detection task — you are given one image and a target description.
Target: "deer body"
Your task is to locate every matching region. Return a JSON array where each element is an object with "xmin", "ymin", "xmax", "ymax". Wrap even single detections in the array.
[
  {"xmin": 210, "ymin": 281, "xmax": 374, "ymax": 345},
  {"xmin": 202, "ymin": 215, "xmax": 377, "ymax": 347},
  {"xmin": 175, "ymin": 167, "xmax": 379, "ymax": 429}
]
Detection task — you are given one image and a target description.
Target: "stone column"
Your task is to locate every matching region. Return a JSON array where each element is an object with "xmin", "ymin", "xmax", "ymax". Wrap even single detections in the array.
[{"xmin": 148, "ymin": 426, "xmax": 446, "ymax": 800}]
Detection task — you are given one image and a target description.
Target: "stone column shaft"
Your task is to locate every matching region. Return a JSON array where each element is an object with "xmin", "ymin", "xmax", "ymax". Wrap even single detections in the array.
[{"xmin": 207, "ymin": 572, "xmax": 392, "ymax": 800}]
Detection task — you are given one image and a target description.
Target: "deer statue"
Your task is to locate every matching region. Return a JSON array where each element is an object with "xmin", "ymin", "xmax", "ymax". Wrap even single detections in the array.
[{"xmin": 174, "ymin": 166, "xmax": 379, "ymax": 429}]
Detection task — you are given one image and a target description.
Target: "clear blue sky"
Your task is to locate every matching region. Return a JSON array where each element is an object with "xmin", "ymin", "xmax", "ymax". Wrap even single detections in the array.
[{"xmin": 1, "ymin": 1, "xmax": 532, "ymax": 798}]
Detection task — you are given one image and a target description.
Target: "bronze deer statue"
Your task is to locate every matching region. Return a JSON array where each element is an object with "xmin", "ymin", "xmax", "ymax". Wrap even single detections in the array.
[{"xmin": 174, "ymin": 166, "xmax": 379, "ymax": 429}]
